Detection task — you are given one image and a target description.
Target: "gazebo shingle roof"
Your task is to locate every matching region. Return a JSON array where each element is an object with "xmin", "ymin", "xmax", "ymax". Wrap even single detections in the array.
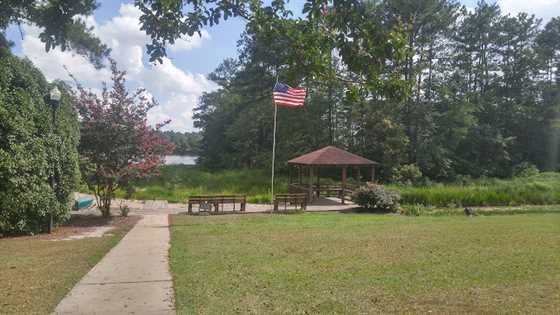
[{"xmin": 287, "ymin": 146, "xmax": 377, "ymax": 166}]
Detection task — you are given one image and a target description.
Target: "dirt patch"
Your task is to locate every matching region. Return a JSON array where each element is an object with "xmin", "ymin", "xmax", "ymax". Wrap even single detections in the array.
[{"xmin": 8, "ymin": 214, "xmax": 140, "ymax": 240}]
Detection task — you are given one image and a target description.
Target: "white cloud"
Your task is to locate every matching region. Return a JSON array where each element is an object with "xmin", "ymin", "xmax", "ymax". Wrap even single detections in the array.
[
  {"xmin": 148, "ymin": 93, "xmax": 201, "ymax": 131},
  {"xmin": 20, "ymin": 3, "xmax": 215, "ymax": 132},
  {"xmin": 498, "ymin": 0, "xmax": 560, "ymax": 21},
  {"xmin": 21, "ymin": 25, "xmax": 111, "ymax": 87},
  {"xmin": 141, "ymin": 57, "xmax": 215, "ymax": 95},
  {"xmin": 141, "ymin": 58, "xmax": 216, "ymax": 130},
  {"xmin": 169, "ymin": 30, "xmax": 211, "ymax": 52}
]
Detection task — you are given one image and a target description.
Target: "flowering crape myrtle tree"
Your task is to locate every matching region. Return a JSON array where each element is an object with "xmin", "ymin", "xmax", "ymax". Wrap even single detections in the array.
[{"xmin": 74, "ymin": 61, "xmax": 173, "ymax": 217}]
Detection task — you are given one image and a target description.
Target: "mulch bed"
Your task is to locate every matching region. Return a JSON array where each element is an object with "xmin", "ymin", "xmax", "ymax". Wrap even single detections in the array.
[{"xmin": 5, "ymin": 214, "xmax": 141, "ymax": 240}]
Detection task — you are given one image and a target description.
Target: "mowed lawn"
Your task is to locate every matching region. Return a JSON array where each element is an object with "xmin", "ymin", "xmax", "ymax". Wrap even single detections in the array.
[
  {"xmin": 0, "ymin": 222, "xmax": 135, "ymax": 314},
  {"xmin": 170, "ymin": 213, "xmax": 560, "ymax": 314}
]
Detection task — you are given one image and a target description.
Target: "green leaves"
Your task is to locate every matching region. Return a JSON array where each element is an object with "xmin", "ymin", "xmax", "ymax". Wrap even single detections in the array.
[
  {"xmin": 192, "ymin": 0, "xmax": 560, "ymax": 182},
  {"xmin": 0, "ymin": 53, "xmax": 79, "ymax": 235},
  {"xmin": 74, "ymin": 60, "xmax": 173, "ymax": 217},
  {"xmin": 1, "ymin": 0, "xmax": 110, "ymax": 68}
]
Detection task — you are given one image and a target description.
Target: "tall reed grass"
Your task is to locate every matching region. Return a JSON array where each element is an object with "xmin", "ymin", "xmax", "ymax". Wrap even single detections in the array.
[
  {"xmin": 116, "ymin": 165, "xmax": 287, "ymax": 203},
  {"xmin": 394, "ymin": 172, "xmax": 560, "ymax": 207},
  {"xmin": 117, "ymin": 166, "xmax": 560, "ymax": 207}
]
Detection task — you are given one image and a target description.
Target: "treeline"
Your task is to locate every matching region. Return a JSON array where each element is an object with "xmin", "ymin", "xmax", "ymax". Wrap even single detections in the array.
[
  {"xmin": 194, "ymin": 0, "xmax": 560, "ymax": 181},
  {"xmin": 159, "ymin": 131, "xmax": 201, "ymax": 155}
]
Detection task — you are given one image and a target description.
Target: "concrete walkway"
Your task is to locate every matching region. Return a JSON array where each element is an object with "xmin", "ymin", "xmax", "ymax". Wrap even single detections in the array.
[
  {"xmin": 54, "ymin": 215, "xmax": 175, "ymax": 315},
  {"xmin": 76, "ymin": 193, "xmax": 359, "ymax": 216}
]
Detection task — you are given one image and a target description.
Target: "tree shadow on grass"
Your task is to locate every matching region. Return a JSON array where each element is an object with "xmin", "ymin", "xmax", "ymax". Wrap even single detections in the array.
[
  {"xmin": 64, "ymin": 214, "xmax": 114, "ymax": 227},
  {"xmin": 65, "ymin": 213, "xmax": 142, "ymax": 227},
  {"xmin": 2, "ymin": 214, "xmax": 140, "ymax": 240}
]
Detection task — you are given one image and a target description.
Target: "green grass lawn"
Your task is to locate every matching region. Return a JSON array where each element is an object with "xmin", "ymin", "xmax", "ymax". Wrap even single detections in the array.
[
  {"xmin": 0, "ymin": 221, "xmax": 135, "ymax": 314},
  {"xmin": 170, "ymin": 212, "xmax": 560, "ymax": 314},
  {"xmin": 401, "ymin": 204, "xmax": 560, "ymax": 216}
]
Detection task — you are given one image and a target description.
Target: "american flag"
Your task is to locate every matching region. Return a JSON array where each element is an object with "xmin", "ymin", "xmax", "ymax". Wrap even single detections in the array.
[{"xmin": 273, "ymin": 83, "xmax": 307, "ymax": 107}]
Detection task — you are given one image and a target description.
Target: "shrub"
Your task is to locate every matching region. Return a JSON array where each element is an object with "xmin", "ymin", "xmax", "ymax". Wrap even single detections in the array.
[
  {"xmin": 392, "ymin": 164, "xmax": 422, "ymax": 185},
  {"xmin": 0, "ymin": 53, "xmax": 80, "ymax": 235},
  {"xmin": 401, "ymin": 204, "xmax": 429, "ymax": 216},
  {"xmin": 513, "ymin": 162, "xmax": 539, "ymax": 178},
  {"xmin": 352, "ymin": 183, "xmax": 400, "ymax": 212},
  {"xmin": 119, "ymin": 202, "xmax": 130, "ymax": 217},
  {"xmin": 452, "ymin": 174, "xmax": 474, "ymax": 186}
]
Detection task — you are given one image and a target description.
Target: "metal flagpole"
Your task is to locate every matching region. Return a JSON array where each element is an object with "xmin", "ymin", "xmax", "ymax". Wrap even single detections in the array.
[{"xmin": 271, "ymin": 74, "xmax": 279, "ymax": 205}]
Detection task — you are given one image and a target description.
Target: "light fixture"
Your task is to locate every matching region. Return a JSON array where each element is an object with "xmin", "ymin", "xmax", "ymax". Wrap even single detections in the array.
[{"xmin": 50, "ymin": 86, "xmax": 62, "ymax": 105}]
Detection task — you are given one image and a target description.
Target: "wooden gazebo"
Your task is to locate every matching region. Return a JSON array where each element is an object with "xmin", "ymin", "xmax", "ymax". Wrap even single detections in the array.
[{"xmin": 287, "ymin": 146, "xmax": 377, "ymax": 204}]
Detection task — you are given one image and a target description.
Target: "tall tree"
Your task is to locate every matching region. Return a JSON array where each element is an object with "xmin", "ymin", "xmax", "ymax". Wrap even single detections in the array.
[{"xmin": 194, "ymin": 0, "xmax": 560, "ymax": 181}]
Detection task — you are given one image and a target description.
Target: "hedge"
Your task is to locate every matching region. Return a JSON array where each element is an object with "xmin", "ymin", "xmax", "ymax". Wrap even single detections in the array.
[{"xmin": 0, "ymin": 47, "xmax": 80, "ymax": 235}]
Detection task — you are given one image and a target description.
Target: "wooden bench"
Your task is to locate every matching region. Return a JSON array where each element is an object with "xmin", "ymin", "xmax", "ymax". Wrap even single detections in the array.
[
  {"xmin": 273, "ymin": 193, "xmax": 307, "ymax": 211},
  {"xmin": 187, "ymin": 195, "xmax": 246, "ymax": 214}
]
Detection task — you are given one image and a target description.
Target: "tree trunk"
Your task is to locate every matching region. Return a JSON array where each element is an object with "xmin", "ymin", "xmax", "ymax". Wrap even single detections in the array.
[{"xmin": 96, "ymin": 182, "xmax": 113, "ymax": 218}]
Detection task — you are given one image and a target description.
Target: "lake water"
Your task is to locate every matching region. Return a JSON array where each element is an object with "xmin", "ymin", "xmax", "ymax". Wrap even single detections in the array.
[{"xmin": 165, "ymin": 155, "xmax": 197, "ymax": 165}]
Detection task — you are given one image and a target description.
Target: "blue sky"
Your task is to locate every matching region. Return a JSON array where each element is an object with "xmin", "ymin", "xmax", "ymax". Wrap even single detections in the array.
[
  {"xmin": 5, "ymin": 0, "xmax": 559, "ymax": 131},
  {"xmin": 91, "ymin": 0, "xmax": 309, "ymax": 74}
]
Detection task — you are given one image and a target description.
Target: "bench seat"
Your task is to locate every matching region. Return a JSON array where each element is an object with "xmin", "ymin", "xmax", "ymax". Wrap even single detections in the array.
[
  {"xmin": 187, "ymin": 195, "xmax": 246, "ymax": 213},
  {"xmin": 273, "ymin": 193, "xmax": 307, "ymax": 211}
]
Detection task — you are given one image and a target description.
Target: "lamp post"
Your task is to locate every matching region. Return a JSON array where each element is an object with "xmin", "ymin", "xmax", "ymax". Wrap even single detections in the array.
[{"xmin": 47, "ymin": 86, "xmax": 61, "ymax": 233}]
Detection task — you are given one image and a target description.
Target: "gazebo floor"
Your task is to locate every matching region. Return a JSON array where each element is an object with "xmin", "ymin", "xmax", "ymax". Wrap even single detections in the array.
[
  {"xmin": 305, "ymin": 197, "xmax": 359, "ymax": 212},
  {"xmin": 310, "ymin": 196, "xmax": 355, "ymax": 206}
]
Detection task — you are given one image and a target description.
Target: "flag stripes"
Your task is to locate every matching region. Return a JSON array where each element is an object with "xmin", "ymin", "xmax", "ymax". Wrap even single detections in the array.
[{"xmin": 273, "ymin": 83, "xmax": 307, "ymax": 107}]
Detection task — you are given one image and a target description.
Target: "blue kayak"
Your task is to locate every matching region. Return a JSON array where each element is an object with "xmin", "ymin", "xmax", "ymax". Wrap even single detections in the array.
[{"xmin": 74, "ymin": 197, "xmax": 95, "ymax": 210}]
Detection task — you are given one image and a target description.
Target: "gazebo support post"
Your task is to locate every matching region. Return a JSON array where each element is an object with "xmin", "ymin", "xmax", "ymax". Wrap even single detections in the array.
[
  {"xmin": 341, "ymin": 166, "xmax": 347, "ymax": 204},
  {"xmin": 298, "ymin": 166, "xmax": 302, "ymax": 184},
  {"xmin": 288, "ymin": 165, "xmax": 292, "ymax": 185},
  {"xmin": 356, "ymin": 167, "xmax": 361, "ymax": 183},
  {"xmin": 308, "ymin": 166, "xmax": 314, "ymax": 202},
  {"xmin": 316, "ymin": 167, "xmax": 320, "ymax": 198},
  {"xmin": 371, "ymin": 166, "xmax": 375, "ymax": 182}
]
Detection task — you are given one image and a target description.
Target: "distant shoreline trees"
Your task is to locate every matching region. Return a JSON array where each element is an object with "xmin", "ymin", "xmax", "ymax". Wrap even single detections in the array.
[{"xmin": 159, "ymin": 131, "xmax": 201, "ymax": 156}]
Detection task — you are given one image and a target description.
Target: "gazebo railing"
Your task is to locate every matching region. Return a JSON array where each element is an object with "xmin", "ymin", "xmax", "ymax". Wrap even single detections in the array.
[
  {"xmin": 288, "ymin": 183, "xmax": 308, "ymax": 194},
  {"xmin": 289, "ymin": 183, "xmax": 357, "ymax": 203}
]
